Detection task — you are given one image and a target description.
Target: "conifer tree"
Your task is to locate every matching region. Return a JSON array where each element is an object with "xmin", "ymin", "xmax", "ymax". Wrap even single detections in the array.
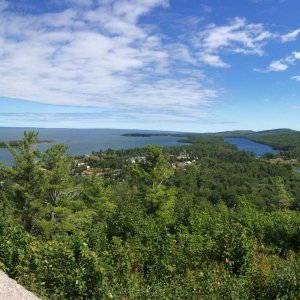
[{"xmin": 4, "ymin": 131, "xmax": 44, "ymax": 230}]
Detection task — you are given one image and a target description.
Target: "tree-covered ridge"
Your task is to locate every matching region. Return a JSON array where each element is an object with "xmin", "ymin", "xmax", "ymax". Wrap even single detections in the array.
[
  {"xmin": 218, "ymin": 129, "xmax": 300, "ymax": 159},
  {"xmin": 123, "ymin": 128, "xmax": 300, "ymax": 148},
  {"xmin": 209, "ymin": 128, "xmax": 300, "ymax": 152},
  {"xmin": 1, "ymin": 131, "xmax": 300, "ymax": 299},
  {"xmin": 124, "ymin": 128, "xmax": 300, "ymax": 159},
  {"xmin": 247, "ymin": 131, "xmax": 300, "ymax": 149}
]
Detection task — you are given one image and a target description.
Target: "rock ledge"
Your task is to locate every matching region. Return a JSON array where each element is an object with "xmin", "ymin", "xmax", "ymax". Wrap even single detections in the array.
[{"xmin": 0, "ymin": 271, "xmax": 40, "ymax": 300}]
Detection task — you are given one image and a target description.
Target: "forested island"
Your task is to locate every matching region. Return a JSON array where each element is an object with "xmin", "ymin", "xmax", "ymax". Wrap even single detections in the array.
[{"xmin": 1, "ymin": 130, "xmax": 300, "ymax": 299}]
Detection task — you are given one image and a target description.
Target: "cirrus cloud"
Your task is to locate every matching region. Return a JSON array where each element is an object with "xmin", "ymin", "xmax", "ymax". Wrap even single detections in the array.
[
  {"xmin": 0, "ymin": 0, "xmax": 221, "ymax": 122},
  {"xmin": 0, "ymin": 0, "xmax": 297, "ymax": 125},
  {"xmin": 255, "ymin": 51, "xmax": 300, "ymax": 72},
  {"xmin": 291, "ymin": 75, "xmax": 300, "ymax": 82},
  {"xmin": 194, "ymin": 17, "xmax": 273, "ymax": 68},
  {"xmin": 281, "ymin": 29, "xmax": 300, "ymax": 43}
]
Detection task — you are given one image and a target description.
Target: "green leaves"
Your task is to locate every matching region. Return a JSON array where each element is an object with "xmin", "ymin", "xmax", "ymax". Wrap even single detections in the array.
[
  {"xmin": 271, "ymin": 176, "xmax": 294, "ymax": 210},
  {"xmin": 82, "ymin": 174, "xmax": 115, "ymax": 222},
  {"xmin": 1, "ymin": 131, "xmax": 300, "ymax": 298}
]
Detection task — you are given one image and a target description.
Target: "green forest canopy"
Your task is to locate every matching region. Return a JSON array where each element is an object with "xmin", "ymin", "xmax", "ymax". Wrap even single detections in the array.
[{"xmin": 0, "ymin": 130, "xmax": 300, "ymax": 299}]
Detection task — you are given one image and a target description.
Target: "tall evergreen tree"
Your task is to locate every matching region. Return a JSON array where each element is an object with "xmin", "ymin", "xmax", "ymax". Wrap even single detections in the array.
[{"xmin": 3, "ymin": 131, "xmax": 44, "ymax": 230}]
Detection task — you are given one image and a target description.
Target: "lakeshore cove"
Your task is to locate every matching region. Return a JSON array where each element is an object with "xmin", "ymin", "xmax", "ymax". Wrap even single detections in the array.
[
  {"xmin": 224, "ymin": 137, "xmax": 281, "ymax": 157},
  {"xmin": 0, "ymin": 128, "xmax": 187, "ymax": 166}
]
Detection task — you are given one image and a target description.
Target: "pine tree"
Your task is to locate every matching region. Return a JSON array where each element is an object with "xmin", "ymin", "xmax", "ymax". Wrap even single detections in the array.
[{"xmin": 4, "ymin": 131, "xmax": 45, "ymax": 230}]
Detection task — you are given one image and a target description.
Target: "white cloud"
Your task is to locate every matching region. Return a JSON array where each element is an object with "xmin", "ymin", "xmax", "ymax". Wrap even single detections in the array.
[
  {"xmin": 198, "ymin": 17, "xmax": 272, "ymax": 54},
  {"xmin": 194, "ymin": 17, "xmax": 272, "ymax": 67},
  {"xmin": 281, "ymin": 29, "xmax": 300, "ymax": 42},
  {"xmin": 198, "ymin": 54, "xmax": 230, "ymax": 68},
  {"xmin": 293, "ymin": 51, "xmax": 300, "ymax": 60},
  {"xmin": 255, "ymin": 51, "xmax": 300, "ymax": 72},
  {"xmin": 0, "ymin": 0, "xmax": 221, "ymax": 121},
  {"xmin": 0, "ymin": 1, "xmax": 294, "ymax": 124},
  {"xmin": 291, "ymin": 75, "xmax": 300, "ymax": 82},
  {"xmin": 268, "ymin": 60, "xmax": 288, "ymax": 71},
  {"xmin": 195, "ymin": 19, "xmax": 300, "ymax": 73}
]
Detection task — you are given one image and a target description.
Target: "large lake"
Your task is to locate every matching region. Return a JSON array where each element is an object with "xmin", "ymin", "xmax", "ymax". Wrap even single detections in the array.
[
  {"xmin": 225, "ymin": 137, "xmax": 281, "ymax": 157},
  {"xmin": 0, "ymin": 128, "xmax": 185, "ymax": 166}
]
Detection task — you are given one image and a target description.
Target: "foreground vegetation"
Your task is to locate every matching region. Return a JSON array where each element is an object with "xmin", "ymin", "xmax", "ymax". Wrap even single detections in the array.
[{"xmin": 1, "ymin": 131, "xmax": 300, "ymax": 299}]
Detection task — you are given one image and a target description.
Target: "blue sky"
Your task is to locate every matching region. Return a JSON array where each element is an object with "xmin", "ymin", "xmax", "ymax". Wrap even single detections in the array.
[{"xmin": 0, "ymin": 0, "xmax": 300, "ymax": 132}]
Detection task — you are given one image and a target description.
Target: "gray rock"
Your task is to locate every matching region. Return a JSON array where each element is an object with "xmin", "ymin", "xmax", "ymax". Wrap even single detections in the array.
[{"xmin": 0, "ymin": 271, "xmax": 40, "ymax": 300}]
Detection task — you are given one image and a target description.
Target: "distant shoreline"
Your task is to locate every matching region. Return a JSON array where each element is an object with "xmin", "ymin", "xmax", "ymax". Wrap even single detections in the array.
[
  {"xmin": 122, "ymin": 133, "xmax": 184, "ymax": 137},
  {"xmin": 122, "ymin": 133, "xmax": 191, "ymax": 144},
  {"xmin": 0, "ymin": 140, "xmax": 54, "ymax": 148}
]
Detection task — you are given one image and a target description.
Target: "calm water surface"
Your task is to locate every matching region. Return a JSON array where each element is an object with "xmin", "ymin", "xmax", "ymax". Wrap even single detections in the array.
[
  {"xmin": 225, "ymin": 137, "xmax": 281, "ymax": 157},
  {"xmin": 0, "ymin": 128, "xmax": 186, "ymax": 166}
]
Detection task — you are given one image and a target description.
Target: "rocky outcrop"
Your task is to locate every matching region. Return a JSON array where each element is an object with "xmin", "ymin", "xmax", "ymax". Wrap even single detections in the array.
[{"xmin": 0, "ymin": 271, "xmax": 40, "ymax": 300}]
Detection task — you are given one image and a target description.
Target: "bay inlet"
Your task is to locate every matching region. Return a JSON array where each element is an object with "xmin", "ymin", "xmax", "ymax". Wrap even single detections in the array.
[
  {"xmin": 225, "ymin": 137, "xmax": 281, "ymax": 157},
  {"xmin": 0, "ymin": 128, "xmax": 185, "ymax": 166}
]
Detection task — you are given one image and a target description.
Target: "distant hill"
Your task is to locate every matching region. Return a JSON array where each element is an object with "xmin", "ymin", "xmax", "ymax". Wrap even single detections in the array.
[
  {"xmin": 209, "ymin": 130, "xmax": 255, "ymax": 137},
  {"xmin": 211, "ymin": 128, "xmax": 296, "ymax": 137},
  {"xmin": 249, "ymin": 128, "xmax": 296, "ymax": 136}
]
